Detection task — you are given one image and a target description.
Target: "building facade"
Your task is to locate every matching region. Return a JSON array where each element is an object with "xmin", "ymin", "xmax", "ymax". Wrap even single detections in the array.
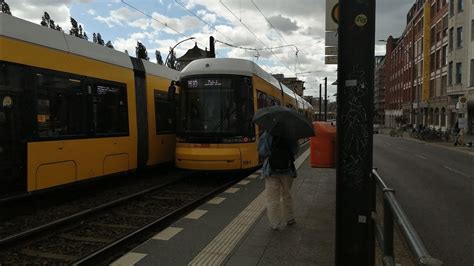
[
  {"xmin": 447, "ymin": 0, "xmax": 473, "ymax": 135},
  {"xmin": 383, "ymin": 0, "xmax": 450, "ymax": 130},
  {"xmin": 374, "ymin": 55, "xmax": 385, "ymax": 124}
]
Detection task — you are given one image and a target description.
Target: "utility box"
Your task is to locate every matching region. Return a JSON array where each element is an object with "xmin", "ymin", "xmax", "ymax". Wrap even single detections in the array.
[{"xmin": 310, "ymin": 122, "xmax": 336, "ymax": 168}]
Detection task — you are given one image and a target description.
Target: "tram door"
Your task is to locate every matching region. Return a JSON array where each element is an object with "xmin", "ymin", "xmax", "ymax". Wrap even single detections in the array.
[{"xmin": 0, "ymin": 64, "xmax": 26, "ymax": 195}]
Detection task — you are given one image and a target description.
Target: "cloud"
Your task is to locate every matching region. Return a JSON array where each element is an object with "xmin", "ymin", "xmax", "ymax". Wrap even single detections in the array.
[
  {"xmin": 87, "ymin": 9, "xmax": 95, "ymax": 15},
  {"xmin": 267, "ymin": 14, "xmax": 299, "ymax": 33},
  {"xmin": 7, "ymin": 0, "xmax": 72, "ymax": 30},
  {"xmin": 95, "ymin": 7, "xmax": 142, "ymax": 28}
]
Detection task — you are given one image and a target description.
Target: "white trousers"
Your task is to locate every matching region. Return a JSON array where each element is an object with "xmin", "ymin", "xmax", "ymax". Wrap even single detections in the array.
[{"xmin": 265, "ymin": 175, "xmax": 294, "ymax": 227}]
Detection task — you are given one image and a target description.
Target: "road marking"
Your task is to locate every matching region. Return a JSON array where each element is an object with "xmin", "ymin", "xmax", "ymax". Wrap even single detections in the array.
[
  {"xmin": 207, "ymin": 197, "xmax": 225, "ymax": 205},
  {"xmin": 225, "ymin": 187, "xmax": 240, "ymax": 193},
  {"xmin": 238, "ymin": 180, "xmax": 251, "ymax": 185},
  {"xmin": 444, "ymin": 166, "xmax": 471, "ymax": 178},
  {"xmin": 415, "ymin": 155, "xmax": 427, "ymax": 160},
  {"xmin": 188, "ymin": 148, "xmax": 311, "ymax": 266},
  {"xmin": 110, "ymin": 252, "xmax": 147, "ymax": 266},
  {"xmin": 184, "ymin": 209, "xmax": 208, "ymax": 220},
  {"xmin": 152, "ymin": 227, "xmax": 183, "ymax": 240},
  {"xmin": 247, "ymin": 174, "xmax": 259, "ymax": 179}
]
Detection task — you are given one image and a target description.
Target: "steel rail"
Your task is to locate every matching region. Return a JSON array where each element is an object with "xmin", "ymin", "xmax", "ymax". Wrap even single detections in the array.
[
  {"xmin": 372, "ymin": 169, "xmax": 443, "ymax": 265},
  {"xmin": 72, "ymin": 178, "xmax": 242, "ymax": 265},
  {"xmin": 0, "ymin": 178, "xmax": 180, "ymax": 247}
]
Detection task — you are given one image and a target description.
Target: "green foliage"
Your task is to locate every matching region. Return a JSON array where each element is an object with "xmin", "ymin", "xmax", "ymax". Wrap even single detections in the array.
[
  {"xmin": 1, "ymin": 0, "xmax": 11, "ymax": 15},
  {"xmin": 166, "ymin": 48, "xmax": 177, "ymax": 69},
  {"xmin": 69, "ymin": 17, "xmax": 80, "ymax": 37},
  {"xmin": 106, "ymin": 41, "xmax": 114, "ymax": 49},
  {"xmin": 155, "ymin": 50, "xmax": 163, "ymax": 65},
  {"xmin": 40, "ymin": 12, "xmax": 63, "ymax": 32},
  {"xmin": 135, "ymin": 41, "xmax": 149, "ymax": 60}
]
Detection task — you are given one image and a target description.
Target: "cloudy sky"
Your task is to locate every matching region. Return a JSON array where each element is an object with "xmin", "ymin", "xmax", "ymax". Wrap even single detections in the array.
[{"xmin": 6, "ymin": 0, "xmax": 414, "ymax": 99}]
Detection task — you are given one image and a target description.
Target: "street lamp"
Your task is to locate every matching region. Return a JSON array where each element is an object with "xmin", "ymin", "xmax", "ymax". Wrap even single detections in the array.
[{"xmin": 164, "ymin": 37, "xmax": 195, "ymax": 69}]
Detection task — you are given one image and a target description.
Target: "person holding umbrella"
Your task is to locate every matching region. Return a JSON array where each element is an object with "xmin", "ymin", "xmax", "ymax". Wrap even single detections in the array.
[{"xmin": 253, "ymin": 106, "xmax": 314, "ymax": 230}]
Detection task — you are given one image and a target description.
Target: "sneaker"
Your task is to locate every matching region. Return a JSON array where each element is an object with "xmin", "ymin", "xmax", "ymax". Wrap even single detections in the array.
[{"xmin": 287, "ymin": 219, "xmax": 296, "ymax": 226}]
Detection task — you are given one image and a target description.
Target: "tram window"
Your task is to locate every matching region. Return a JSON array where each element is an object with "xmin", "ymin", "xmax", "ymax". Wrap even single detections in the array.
[
  {"xmin": 154, "ymin": 91, "xmax": 175, "ymax": 134},
  {"xmin": 92, "ymin": 82, "xmax": 128, "ymax": 135},
  {"xmin": 35, "ymin": 73, "xmax": 88, "ymax": 138},
  {"xmin": 257, "ymin": 91, "xmax": 266, "ymax": 108},
  {"xmin": 0, "ymin": 62, "xmax": 24, "ymax": 92}
]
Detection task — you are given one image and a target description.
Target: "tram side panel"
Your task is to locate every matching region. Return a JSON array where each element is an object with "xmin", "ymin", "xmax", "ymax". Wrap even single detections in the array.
[
  {"xmin": 145, "ymin": 74, "xmax": 177, "ymax": 166},
  {"xmin": 1, "ymin": 36, "xmax": 138, "ymax": 192}
]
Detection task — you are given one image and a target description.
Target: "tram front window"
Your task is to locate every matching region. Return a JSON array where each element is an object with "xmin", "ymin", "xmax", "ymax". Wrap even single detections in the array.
[{"xmin": 178, "ymin": 75, "xmax": 254, "ymax": 141}]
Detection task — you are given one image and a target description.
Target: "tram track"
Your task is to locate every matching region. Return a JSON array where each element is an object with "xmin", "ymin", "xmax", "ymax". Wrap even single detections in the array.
[{"xmin": 0, "ymin": 172, "xmax": 249, "ymax": 265}]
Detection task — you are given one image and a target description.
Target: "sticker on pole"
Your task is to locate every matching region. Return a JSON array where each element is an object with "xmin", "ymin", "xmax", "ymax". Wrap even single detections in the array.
[{"xmin": 355, "ymin": 14, "xmax": 368, "ymax": 27}]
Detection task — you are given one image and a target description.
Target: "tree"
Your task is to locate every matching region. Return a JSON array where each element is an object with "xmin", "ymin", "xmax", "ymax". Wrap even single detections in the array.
[
  {"xmin": 106, "ymin": 41, "xmax": 114, "ymax": 49},
  {"xmin": 135, "ymin": 41, "xmax": 149, "ymax": 60},
  {"xmin": 97, "ymin": 33, "xmax": 104, "ymax": 45},
  {"xmin": 40, "ymin": 12, "xmax": 63, "ymax": 32},
  {"xmin": 166, "ymin": 48, "xmax": 177, "ymax": 69},
  {"xmin": 40, "ymin": 12, "xmax": 51, "ymax": 27},
  {"xmin": 155, "ymin": 50, "xmax": 163, "ymax": 65},
  {"xmin": 83, "ymin": 32, "xmax": 88, "ymax": 41},
  {"xmin": 1, "ymin": 0, "xmax": 12, "ymax": 15},
  {"xmin": 69, "ymin": 17, "xmax": 80, "ymax": 37},
  {"xmin": 124, "ymin": 50, "xmax": 129, "ymax": 55},
  {"xmin": 92, "ymin": 33, "xmax": 97, "ymax": 44}
]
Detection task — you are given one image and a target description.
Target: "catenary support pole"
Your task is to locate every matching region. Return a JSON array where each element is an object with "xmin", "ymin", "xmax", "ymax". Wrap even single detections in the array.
[
  {"xmin": 336, "ymin": 0, "xmax": 376, "ymax": 265},
  {"xmin": 324, "ymin": 77, "xmax": 328, "ymax": 121},
  {"xmin": 319, "ymin": 83, "xmax": 322, "ymax": 121}
]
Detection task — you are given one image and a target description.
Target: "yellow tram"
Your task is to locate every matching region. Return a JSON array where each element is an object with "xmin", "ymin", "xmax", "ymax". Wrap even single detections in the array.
[
  {"xmin": 176, "ymin": 58, "xmax": 314, "ymax": 171},
  {"xmin": 0, "ymin": 14, "xmax": 179, "ymax": 194}
]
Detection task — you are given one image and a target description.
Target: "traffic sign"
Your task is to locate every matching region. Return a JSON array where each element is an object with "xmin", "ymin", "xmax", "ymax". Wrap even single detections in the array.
[
  {"xmin": 326, "ymin": 0, "xmax": 339, "ymax": 31},
  {"xmin": 325, "ymin": 31, "xmax": 337, "ymax": 47},
  {"xmin": 325, "ymin": 46, "xmax": 338, "ymax": 55},
  {"xmin": 325, "ymin": 56, "xmax": 338, "ymax": 64}
]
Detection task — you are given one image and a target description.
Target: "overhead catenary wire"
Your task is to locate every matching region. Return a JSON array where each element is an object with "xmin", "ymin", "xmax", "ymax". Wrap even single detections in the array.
[
  {"xmin": 120, "ymin": 0, "xmax": 208, "ymax": 49},
  {"xmin": 219, "ymin": 0, "xmax": 295, "ymax": 75},
  {"xmin": 174, "ymin": 0, "xmax": 234, "ymax": 44}
]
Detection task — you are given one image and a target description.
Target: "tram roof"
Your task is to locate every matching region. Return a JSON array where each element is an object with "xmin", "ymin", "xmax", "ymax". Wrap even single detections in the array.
[{"xmin": 0, "ymin": 13, "xmax": 133, "ymax": 69}]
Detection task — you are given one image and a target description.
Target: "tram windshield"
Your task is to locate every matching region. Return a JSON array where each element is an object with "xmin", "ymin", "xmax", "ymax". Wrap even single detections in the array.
[{"xmin": 178, "ymin": 75, "xmax": 255, "ymax": 141}]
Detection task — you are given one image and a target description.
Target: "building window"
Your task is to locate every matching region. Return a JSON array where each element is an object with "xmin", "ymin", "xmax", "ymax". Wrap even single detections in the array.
[
  {"xmin": 448, "ymin": 61, "xmax": 453, "ymax": 84},
  {"xmin": 154, "ymin": 91, "xmax": 175, "ymax": 134},
  {"xmin": 456, "ymin": 27, "xmax": 463, "ymax": 48},
  {"xmin": 455, "ymin": 62, "xmax": 462, "ymax": 84},
  {"xmin": 441, "ymin": 75, "xmax": 447, "ymax": 95},
  {"xmin": 436, "ymin": 50, "xmax": 440, "ymax": 69},
  {"xmin": 92, "ymin": 82, "xmax": 129, "ymax": 135},
  {"xmin": 449, "ymin": 0, "xmax": 454, "ymax": 16},
  {"xmin": 430, "ymin": 53, "xmax": 436, "ymax": 71},
  {"xmin": 449, "ymin": 27, "xmax": 454, "ymax": 50},
  {"xmin": 457, "ymin": 0, "xmax": 463, "ymax": 12},
  {"xmin": 471, "ymin": 20, "xmax": 474, "ymax": 41},
  {"xmin": 470, "ymin": 59, "xmax": 474, "ymax": 86},
  {"xmin": 35, "ymin": 73, "xmax": 88, "ymax": 138},
  {"xmin": 442, "ymin": 45, "xmax": 447, "ymax": 66}
]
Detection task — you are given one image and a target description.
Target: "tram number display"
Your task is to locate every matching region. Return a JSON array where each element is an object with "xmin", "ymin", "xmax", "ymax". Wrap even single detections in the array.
[{"xmin": 187, "ymin": 79, "xmax": 223, "ymax": 88}]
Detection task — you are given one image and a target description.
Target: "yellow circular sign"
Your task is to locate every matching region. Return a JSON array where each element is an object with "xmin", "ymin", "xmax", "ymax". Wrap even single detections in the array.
[
  {"xmin": 331, "ymin": 3, "xmax": 339, "ymax": 24},
  {"xmin": 355, "ymin": 14, "xmax": 368, "ymax": 27}
]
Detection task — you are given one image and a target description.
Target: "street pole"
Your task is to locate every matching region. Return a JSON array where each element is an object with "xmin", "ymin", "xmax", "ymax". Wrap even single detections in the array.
[
  {"xmin": 324, "ymin": 77, "xmax": 328, "ymax": 121},
  {"xmin": 319, "ymin": 83, "xmax": 322, "ymax": 121},
  {"xmin": 164, "ymin": 37, "xmax": 195, "ymax": 68},
  {"xmin": 336, "ymin": 0, "xmax": 376, "ymax": 265}
]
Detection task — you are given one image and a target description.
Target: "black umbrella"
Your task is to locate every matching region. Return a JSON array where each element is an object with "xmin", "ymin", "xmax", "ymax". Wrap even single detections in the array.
[{"xmin": 252, "ymin": 106, "xmax": 314, "ymax": 140}]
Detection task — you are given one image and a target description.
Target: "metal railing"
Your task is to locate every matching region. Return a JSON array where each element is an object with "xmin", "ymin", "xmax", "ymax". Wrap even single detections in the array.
[{"xmin": 372, "ymin": 169, "xmax": 443, "ymax": 265}]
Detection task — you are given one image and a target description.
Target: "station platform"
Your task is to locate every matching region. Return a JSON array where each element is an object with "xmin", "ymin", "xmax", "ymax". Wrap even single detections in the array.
[{"xmin": 111, "ymin": 148, "xmax": 336, "ymax": 265}]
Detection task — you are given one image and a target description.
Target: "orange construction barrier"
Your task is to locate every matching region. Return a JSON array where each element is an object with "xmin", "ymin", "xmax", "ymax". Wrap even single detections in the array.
[{"xmin": 310, "ymin": 121, "xmax": 336, "ymax": 168}]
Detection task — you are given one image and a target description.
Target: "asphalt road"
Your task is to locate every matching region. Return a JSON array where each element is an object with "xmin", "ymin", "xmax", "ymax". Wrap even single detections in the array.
[{"xmin": 373, "ymin": 134, "xmax": 473, "ymax": 266}]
